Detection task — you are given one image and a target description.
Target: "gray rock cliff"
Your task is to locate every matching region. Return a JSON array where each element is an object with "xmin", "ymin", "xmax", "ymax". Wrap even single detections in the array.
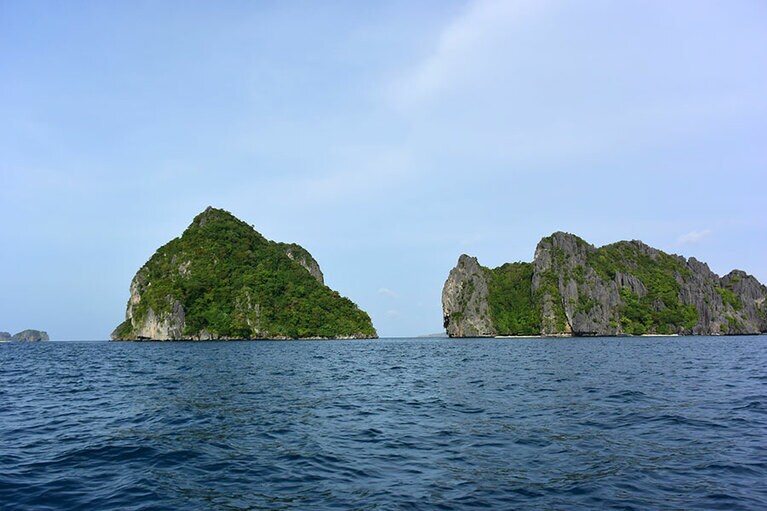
[
  {"xmin": 532, "ymin": 232, "xmax": 622, "ymax": 336},
  {"xmin": 278, "ymin": 243, "xmax": 325, "ymax": 284},
  {"xmin": 442, "ymin": 255, "xmax": 496, "ymax": 337},
  {"xmin": 443, "ymin": 232, "xmax": 767, "ymax": 337},
  {"xmin": 121, "ymin": 269, "xmax": 187, "ymax": 340}
]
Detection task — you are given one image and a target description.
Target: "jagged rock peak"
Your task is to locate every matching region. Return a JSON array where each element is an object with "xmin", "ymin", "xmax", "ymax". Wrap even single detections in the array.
[
  {"xmin": 441, "ymin": 254, "xmax": 495, "ymax": 338},
  {"xmin": 193, "ymin": 205, "xmax": 219, "ymax": 227}
]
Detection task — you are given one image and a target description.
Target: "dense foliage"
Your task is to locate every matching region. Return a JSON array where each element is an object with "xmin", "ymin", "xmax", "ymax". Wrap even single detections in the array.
[
  {"xmin": 716, "ymin": 286, "xmax": 742, "ymax": 311},
  {"xmin": 485, "ymin": 263, "xmax": 541, "ymax": 335},
  {"xmin": 587, "ymin": 242, "xmax": 698, "ymax": 334},
  {"xmin": 121, "ymin": 208, "xmax": 376, "ymax": 339}
]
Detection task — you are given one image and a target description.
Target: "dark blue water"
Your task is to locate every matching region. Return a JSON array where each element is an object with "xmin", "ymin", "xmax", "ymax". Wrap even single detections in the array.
[{"xmin": 2, "ymin": 337, "xmax": 766, "ymax": 510}]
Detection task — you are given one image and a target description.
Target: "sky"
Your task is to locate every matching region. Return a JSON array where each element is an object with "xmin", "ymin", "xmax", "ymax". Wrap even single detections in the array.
[{"xmin": 2, "ymin": 1, "xmax": 766, "ymax": 340}]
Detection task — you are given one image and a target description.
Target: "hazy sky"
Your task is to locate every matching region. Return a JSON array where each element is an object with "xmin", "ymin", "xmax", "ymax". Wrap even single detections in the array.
[{"xmin": 2, "ymin": 1, "xmax": 766, "ymax": 340}]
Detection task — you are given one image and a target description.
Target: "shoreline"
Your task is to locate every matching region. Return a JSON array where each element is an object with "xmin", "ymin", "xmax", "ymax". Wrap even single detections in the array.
[{"xmin": 451, "ymin": 333, "xmax": 688, "ymax": 340}]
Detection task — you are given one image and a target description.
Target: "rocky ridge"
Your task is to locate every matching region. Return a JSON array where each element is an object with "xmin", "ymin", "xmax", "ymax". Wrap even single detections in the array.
[{"xmin": 443, "ymin": 232, "xmax": 767, "ymax": 337}]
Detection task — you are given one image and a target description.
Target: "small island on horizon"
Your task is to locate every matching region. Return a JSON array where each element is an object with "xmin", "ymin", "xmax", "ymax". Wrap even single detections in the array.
[
  {"xmin": 443, "ymin": 232, "xmax": 767, "ymax": 338},
  {"xmin": 0, "ymin": 330, "xmax": 49, "ymax": 342}
]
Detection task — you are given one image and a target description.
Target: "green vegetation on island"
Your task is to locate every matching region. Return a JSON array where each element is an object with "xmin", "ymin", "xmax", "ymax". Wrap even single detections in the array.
[
  {"xmin": 113, "ymin": 207, "xmax": 376, "ymax": 340},
  {"xmin": 585, "ymin": 241, "xmax": 699, "ymax": 335},
  {"xmin": 484, "ymin": 262, "xmax": 540, "ymax": 336}
]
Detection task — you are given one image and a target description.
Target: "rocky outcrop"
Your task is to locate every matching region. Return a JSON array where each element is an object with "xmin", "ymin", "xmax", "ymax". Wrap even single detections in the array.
[
  {"xmin": 112, "ymin": 207, "xmax": 376, "ymax": 341},
  {"xmin": 443, "ymin": 231, "xmax": 767, "ymax": 337},
  {"xmin": 718, "ymin": 270, "xmax": 767, "ymax": 334},
  {"xmin": 1, "ymin": 329, "xmax": 50, "ymax": 341},
  {"xmin": 533, "ymin": 232, "xmax": 613, "ymax": 336},
  {"xmin": 123, "ymin": 278, "xmax": 186, "ymax": 340},
  {"xmin": 442, "ymin": 255, "xmax": 495, "ymax": 337},
  {"xmin": 278, "ymin": 243, "xmax": 324, "ymax": 284}
]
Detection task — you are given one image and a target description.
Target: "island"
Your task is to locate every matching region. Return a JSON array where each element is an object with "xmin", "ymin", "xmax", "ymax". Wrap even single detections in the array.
[
  {"xmin": 442, "ymin": 232, "xmax": 767, "ymax": 337},
  {"xmin": 112, "ymin": 207, "xmax": 377, "ymax": 341},
  {"xmin": 0, "ymin": 330, "xmax": 49, "ymax": 341}
]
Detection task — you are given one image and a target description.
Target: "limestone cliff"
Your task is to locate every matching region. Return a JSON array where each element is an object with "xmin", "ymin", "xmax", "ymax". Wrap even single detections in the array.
[
  {"xmin": 443, "ymin": 232, "xmax": 767, "ymax": 337},
  {"xmin": 278, "ymin": 243, "xmax": 324, "ymax": 284},
  {"xmin": 442, "ymin": 255, "xmax": 495, "ymax": 337},
  {"xmin": 112, "ymin": 207, "xmax": 376, "ymax": 341}
]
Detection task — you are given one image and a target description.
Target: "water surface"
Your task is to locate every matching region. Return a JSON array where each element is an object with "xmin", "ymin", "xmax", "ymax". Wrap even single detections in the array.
[{"xmin": 1, "ymin": 336, "xmax": 766, "ymax": 510}]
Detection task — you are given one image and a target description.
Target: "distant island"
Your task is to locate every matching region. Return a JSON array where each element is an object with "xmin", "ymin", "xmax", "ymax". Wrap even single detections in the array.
[
  {"xmin": 0, "ymin": 329, "xmax": 49, "ymax": 342},
  {"xmin": 443, "ymin": 232, "xmax": 767, "ymax": 337},
  {"xmin": 112, "ymin": 207, "xmax": 377, "ymax": 341}
]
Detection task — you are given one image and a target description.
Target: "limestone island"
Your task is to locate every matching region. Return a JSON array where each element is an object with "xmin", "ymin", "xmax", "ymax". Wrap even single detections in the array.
[
  {"xmin": 0, "ymin": 330, "xmax": 49, "ymax": 342},
  {"xmin": 443, "ymin": 232, "xmax": 767, "ymax": 337},
  {"xmin": 112, "ymin": 207, "xmax": 377, "ymax": 341}
]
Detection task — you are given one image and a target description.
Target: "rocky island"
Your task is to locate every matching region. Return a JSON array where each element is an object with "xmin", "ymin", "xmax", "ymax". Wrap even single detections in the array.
[
  {"xmin": 0, "ymin": 330, "xmax": 49, "ymax": 341},
  {"xmin": 443, "ymin": 232, "xmax": 767, "ymax": 337},
  {"xmin": 112, "ymin": 207, "xmax": 377, "ymax": 340}
]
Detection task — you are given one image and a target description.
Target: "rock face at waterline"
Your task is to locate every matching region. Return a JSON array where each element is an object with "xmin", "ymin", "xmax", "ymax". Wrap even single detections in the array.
[
  {"xmin": 442, "ymin": 232, "xmax": 767, "ymax": 337},
  {"xmin": 112, "ymin": 207, "xmax": 376, "ymax": 341},
  {"xmin": 0, "ymin": 330, "xmax": 49, "ymax": 341}
]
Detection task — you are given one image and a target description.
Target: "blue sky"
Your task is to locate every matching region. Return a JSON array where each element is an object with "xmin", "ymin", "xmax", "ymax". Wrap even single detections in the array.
[{"xmin": 2, "ymin": 1, "xmax": 766, "ymax": 340}]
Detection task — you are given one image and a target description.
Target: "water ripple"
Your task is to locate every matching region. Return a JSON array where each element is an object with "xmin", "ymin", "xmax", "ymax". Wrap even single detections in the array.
[{"xmin": 1, "ymin": 336, "xmax": 767, "ymax": 509}]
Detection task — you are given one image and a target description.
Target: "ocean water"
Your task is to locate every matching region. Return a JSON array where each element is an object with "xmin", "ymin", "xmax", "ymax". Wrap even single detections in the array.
[{"xmin": 1, "ymin": 337, "xmax": 766, "ymax": 510}]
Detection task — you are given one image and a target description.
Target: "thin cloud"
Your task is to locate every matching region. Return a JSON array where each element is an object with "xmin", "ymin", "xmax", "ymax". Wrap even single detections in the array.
[
  {"xmin": 678, "ymin": 229, "xmax": 712, "ymax": 245},
  {"xmin": 390, "ymin": 0, "xmax": 548, "ymax": 108},
  {"xmin": 378, "ymin": 287, "xmax": 399, "ymax": 298},
  {"xmin": 387, "ymin": 0, "xmax": 766, "ymax": 170}
]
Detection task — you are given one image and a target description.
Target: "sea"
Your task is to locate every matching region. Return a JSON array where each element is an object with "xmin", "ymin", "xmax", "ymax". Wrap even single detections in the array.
[{"xmin": 1, "ymin": 336, "xmax": 766, "ymax": 510}]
